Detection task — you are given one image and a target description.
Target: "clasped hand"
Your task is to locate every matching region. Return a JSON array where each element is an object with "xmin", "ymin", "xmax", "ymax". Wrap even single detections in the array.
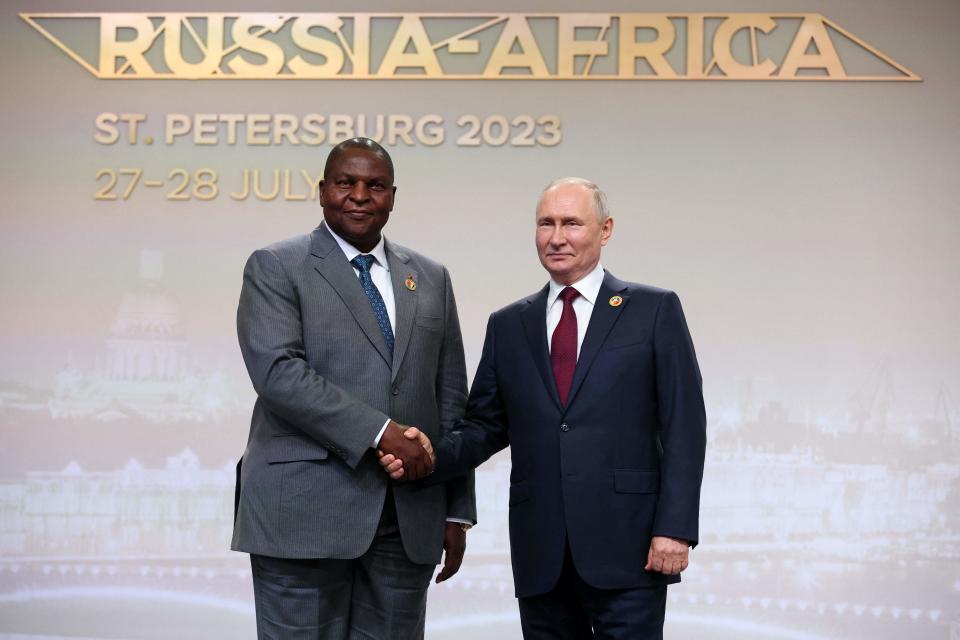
[{"xmin": 377, "ymin": 421, "xmax": 434, "ymax": 481}]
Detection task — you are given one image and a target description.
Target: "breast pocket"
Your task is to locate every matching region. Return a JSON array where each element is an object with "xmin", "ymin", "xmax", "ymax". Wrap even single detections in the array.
[
  {"xmin": 415, "ymin": 315, "xmax": 443, "ymax": 332},
  {"xmin": 602, "ymin": 333, "xmax": 649, "ymax": 352}
]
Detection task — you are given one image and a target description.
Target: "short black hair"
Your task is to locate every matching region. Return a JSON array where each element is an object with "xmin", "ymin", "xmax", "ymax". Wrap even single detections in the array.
[{"xmin": 323, "ymin": 137, "xmax": 395, "ymax": 181}]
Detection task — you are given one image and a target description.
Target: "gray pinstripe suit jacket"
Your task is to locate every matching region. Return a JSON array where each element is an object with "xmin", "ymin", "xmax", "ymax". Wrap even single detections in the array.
[{"xmin": 231, "ymin": 223, "xmax": 476, "ymax": 564}]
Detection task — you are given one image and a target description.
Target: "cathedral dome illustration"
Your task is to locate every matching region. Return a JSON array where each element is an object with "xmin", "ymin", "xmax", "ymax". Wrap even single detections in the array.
[
  {"xmin": 111, "ymin": 284, "xmax": 183, "ymax": 339},
  {"xmin": 49, "ymin": 250, "xmax": 230, "ymax": 422}
]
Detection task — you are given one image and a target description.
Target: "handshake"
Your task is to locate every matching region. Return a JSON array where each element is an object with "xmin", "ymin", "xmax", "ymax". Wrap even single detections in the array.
[{"xmin": 376, "ymin": 420, "xmax": 434, "ymax": 481}]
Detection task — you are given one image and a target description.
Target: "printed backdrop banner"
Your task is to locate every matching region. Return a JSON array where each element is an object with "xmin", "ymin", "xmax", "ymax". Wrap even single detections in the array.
[{"xmin": 1, "ymin": 1, "xmax": 958, "ymax": 639}]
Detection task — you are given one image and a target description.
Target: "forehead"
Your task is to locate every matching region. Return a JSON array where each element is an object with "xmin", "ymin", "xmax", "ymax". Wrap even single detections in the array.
[
  {"xmin": 536, "ymin": 184, "xmax": 594, "ymax": 218},
  {"xmin": 327, "ymin": 148, "xmax": 393, "ymax": 180}
]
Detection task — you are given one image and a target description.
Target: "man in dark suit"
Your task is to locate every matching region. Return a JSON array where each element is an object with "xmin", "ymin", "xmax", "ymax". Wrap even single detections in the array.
[
  {"xmin": 232, "ymin": 138, "xmax": 476, "ymax": 639},
  {"xmin": 382, "ymin": 177, "xmax": 706, "ymax": 638}
]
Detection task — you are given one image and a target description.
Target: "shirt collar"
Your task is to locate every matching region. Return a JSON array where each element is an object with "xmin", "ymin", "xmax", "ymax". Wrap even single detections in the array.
[
  {"xmin": 547, "ymin": 263, "xmax": 605, "ymax": 308},
  {"xmin": 325, "ymin": 223, "xmax": 390, "ymax": 272}
]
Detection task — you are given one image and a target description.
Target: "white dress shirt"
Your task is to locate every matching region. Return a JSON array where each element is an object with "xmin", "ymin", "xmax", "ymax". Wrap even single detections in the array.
[{"xmin": 546, "ymin": 263, "xmax": 606, "ymax": 358}]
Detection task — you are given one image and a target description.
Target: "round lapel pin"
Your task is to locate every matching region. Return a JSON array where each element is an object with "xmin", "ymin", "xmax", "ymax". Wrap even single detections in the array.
[
  {"xmin": 608, "ymin": 295, "xmax": 623, "ymax": 307},
  {"xmin": 405, "ymin": 276, "xmax": 417, "ymax": 291}
]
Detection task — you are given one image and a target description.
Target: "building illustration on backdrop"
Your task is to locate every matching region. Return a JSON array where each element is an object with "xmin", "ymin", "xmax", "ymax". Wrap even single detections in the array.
[{"xmin": 49, "ymin": 251, "xmax": 234, "ymax": 423}]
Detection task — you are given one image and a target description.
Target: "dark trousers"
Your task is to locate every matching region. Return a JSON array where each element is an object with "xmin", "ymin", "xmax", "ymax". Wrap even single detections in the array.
[
  {"xmin": 518, "ymin": 545, "xmax": 667, "ymax": 640},
  {"xmin": 250, "ymin": 493, "xmax": 434, "ymax": 640}
]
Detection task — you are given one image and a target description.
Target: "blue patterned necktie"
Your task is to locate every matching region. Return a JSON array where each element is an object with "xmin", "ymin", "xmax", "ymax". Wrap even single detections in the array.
[{"xmin": 350, "ymin": 254, "xmax": 394, "ymax": 355}]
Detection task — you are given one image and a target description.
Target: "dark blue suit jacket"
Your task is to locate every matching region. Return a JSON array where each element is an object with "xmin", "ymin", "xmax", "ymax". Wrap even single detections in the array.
[{"xmin": 434, "ymin": 271, "xmax": 706, "ymax": 598}]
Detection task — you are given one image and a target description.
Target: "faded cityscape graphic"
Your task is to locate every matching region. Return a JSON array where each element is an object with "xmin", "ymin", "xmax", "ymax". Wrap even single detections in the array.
[{"xmin": 0, "ymin": 251, "xmax": 956, "ymax": 640}]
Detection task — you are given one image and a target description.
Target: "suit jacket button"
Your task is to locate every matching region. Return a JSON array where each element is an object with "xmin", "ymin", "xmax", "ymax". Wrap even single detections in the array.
[
  {"xmin": 560, "ymin": 423, "xmax": 570, "ymax": 432},
  {"xmin": 391, "ymin": 386, "xmax": 400, "ymax": 396}
]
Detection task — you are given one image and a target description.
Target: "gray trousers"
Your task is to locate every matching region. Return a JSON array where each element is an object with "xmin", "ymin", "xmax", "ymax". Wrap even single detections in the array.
[{"xmin": 250, "ymin": 495, "xmax": 435, "ymax": 640}]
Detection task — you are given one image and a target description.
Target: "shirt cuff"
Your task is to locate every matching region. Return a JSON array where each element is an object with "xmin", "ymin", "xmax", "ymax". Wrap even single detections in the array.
[
  {"xmin": 372, "ymin": 419, "xmax": 391, "ymax": 448},
  {"xmin": 446, "ymin": 518, "xmax": 474, "ymax": 528}
]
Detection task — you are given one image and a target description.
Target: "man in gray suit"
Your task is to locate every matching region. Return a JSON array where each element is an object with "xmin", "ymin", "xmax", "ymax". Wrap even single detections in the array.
[{"xmin": 232, "ymin": 137, "xmax": 476, "ymax": 639}]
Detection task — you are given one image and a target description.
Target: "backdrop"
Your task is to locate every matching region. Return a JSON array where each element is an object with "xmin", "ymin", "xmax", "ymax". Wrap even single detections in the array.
[{"xmin": 1, "ymin": 1, "xmax": 958, "ymax": 638}]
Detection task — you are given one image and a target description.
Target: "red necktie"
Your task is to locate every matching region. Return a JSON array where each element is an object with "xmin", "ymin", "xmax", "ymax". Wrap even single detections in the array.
[{"xmin": 551, "ymin": 287, "xmax": 580, "ymax": 405}]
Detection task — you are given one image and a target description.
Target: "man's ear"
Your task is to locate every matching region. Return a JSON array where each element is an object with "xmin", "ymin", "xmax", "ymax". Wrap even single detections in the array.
[{"xmin": 600, "ymin": 216, "xmax": 614, "ymax": 246}]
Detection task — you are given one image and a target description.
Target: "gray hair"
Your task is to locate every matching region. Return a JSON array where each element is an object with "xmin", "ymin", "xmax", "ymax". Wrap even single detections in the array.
[{"xmin": 539, "ymin": 177, "xmax": 609, "ymax": 222}]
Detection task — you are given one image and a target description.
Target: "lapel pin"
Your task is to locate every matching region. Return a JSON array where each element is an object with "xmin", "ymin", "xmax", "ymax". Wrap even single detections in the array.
[
  {"xmin": 608, "ymin": 295, "xmax": 623, "ymax": 307},
  {"xmin": 405, "ymin": 275, "xmax": 417, "ymax": 291}
]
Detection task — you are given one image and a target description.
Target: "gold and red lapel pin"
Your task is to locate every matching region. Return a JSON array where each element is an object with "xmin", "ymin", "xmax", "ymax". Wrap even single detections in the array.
[
  {"xmin": 404, "ymin": 275, "xmax": 417, "ymax": 291},
  {"xmin": 608, "ymin": 295, "xmax": 623, "ymax": 307}
]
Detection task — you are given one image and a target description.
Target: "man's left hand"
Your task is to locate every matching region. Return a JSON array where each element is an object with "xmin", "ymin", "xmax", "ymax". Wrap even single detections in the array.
[
  {"xmin": 435, "ymin": 523, "xmax": 466, "ymax": 583},
  {"xmin": 644, "ymin": 536, "xmax": 690, "ymax": 575}
]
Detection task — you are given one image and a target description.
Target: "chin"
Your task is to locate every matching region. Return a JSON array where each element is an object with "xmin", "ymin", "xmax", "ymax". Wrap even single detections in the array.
[{"xmin": 344, "ymin": 225, "xmax": 374, "ymax": 240}]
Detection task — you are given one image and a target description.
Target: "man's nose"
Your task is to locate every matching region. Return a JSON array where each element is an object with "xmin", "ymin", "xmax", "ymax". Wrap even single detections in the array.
[
  {"xmin": 549, "ymin": 227, "xmax": 566, "ymax": 247},
  {"xmin": 348, "ymin": 182, "xmax": 370, "ymax": 202}
]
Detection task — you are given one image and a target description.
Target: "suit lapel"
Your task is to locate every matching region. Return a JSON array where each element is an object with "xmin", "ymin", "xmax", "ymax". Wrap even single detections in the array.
[
  {"xmin": 386, "ymin": 241, "xmax": 417, "ymax": 382},
  {"xmin": 309, "ymin": 224, "xmax": 392, "ymax": 367},
  {"xmin": 565, "ymin": 272, "xmax": 629, "ymax": 408},
  {"xmin": 519, "ymin": 285, "xmax": 561, "ymax": 411}
]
